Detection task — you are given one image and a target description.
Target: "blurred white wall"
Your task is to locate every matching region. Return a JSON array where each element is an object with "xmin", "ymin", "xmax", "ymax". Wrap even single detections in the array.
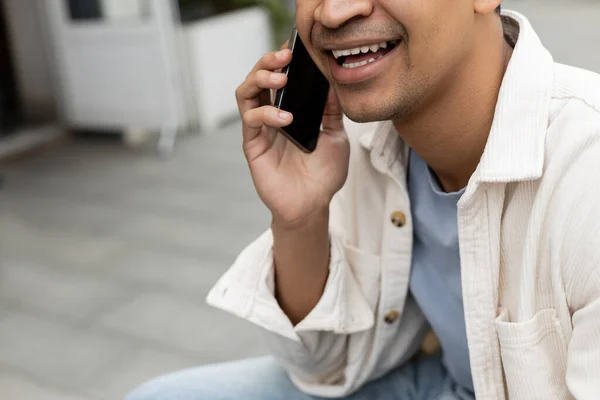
[
  {"xmin": 185, "ymin": 7, "xmax": 272, "ymax": 131},
  {"xmin": 101, "ymin": 0, "xmax": 148, "ymax": 20}
]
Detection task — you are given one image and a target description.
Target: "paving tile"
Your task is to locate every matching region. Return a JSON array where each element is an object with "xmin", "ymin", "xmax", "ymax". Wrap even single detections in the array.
[
  {"xmin": 0, "ymin": 310, "xmax": 131, "ymax": 391},
  {"xmin": 0, "ymin": 302, "xmax": 16, "ymax": 321},
  {"xmin": 96, "ymin": 292, "xmax": 267, "ymax": 362},
  {"xmin": 98, "ymin": 184, "xmax": 270, "ymax": 229},
  {"xmin": 111, "ymin": 213, "xmax": 259, "ymax": 259},
  {"xmin": 0, "ymin": 369, "xmax": 93, "ymax": 400},
  {"xmin": 105, "ymin": 247, "xmax": 225, "ymax": 298},
  {"xmin": 0, "ymin": 214, "xmax": 126, "ymax": 271},
  {"xmin": 87, "ymin": 347, "xmax": 200, "ymax": 400},
  {"xmin": 2, "ymin": 162, "xmax": 121, "ymax": 202},
  {"xmin": 3, "ymin": 196, "xmax": 128, "ymax": 237},
  {"xmin": 0, "ymin": 260, "xmax": 130, "ymax": 320}
]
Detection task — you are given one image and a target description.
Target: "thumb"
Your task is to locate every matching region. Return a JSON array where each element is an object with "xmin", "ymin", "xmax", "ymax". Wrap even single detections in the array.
[{"xmin": 322, "ymin": 87, "xmax": 344, "ymax": 133}]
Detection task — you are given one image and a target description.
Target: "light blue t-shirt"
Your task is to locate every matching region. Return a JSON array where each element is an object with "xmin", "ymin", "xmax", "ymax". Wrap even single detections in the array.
[{"xmin": 407, "ymin": 150, "xmax": 474, "ymax": 395}]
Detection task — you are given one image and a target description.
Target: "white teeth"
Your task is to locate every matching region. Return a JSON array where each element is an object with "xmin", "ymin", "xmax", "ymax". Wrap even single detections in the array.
[
  {"xmin": 332, "ymin": 40, "xmax": 398, "ymax": 60},
  {"xmin": 342, "ymin": 58, "xmax": 376, "ymax": 69}
]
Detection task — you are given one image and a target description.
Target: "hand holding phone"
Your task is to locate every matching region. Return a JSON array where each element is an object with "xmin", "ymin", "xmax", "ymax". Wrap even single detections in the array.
[
  {"xmin": 274, "ymin": 28, "xmax": 330, "ymax": 153},
  {"xmin": 235, "ymin": 31, "xmax": 350, "ymax": 227}
]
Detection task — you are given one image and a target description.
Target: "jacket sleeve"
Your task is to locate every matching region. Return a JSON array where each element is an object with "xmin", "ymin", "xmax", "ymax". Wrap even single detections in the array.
[
  {"xmin": 552, "ymin": 139, "xmax": 600, "ymax": 399},
  {"xmin": 564, "ymin": 226, "xmax": 600, "ymax": 399},
  {"xmin": 206, "ymin": 225, "xmax": 376, "ymax": 396},
  {"xmin": 207, "ymin": 119, "xmax": 395, "ymax": 397},
  {"xmin": 566, "ymin": 277, "xmax": 600, "ymax": 399},
  {"xmin": 564, "ymin": 223, "xmax": 600, "ymax": 396},
  {"xmin": 205, "ymin": 161, "xmax": 384, "ymax": 395}
]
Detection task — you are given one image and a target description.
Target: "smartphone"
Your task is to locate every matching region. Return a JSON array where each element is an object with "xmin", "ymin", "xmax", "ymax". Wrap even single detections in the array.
[{"xmin": 274, "ymin": 28, "xmax": 330, "ymax": 153}]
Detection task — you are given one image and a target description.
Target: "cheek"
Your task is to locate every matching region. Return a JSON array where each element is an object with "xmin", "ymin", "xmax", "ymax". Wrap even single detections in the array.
[
  {"xmin": 377, "ymin": 0, "xmax": 435, "ymax": 65},
  {"xmin": 377, "ymin": 0, "xmax": 465, "ymax": 67},
  {"xmin": 294, "ymin": 2, "xmax": 322, "ymax": 60},
  {"xmin": 295, "ymin": 0, "xmax": 319, "ymax": 30}
]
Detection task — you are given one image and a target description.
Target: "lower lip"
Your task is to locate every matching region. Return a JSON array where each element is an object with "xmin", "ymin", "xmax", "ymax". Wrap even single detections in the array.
[{"xmin": 328, "ymin": 42, "xmax": 401, "ymax": 84}]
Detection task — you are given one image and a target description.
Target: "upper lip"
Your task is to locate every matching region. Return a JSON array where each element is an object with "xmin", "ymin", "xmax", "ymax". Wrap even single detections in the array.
[{"xmin": 320, "ymin": 38, "xmax": 401, "ymax": 51}]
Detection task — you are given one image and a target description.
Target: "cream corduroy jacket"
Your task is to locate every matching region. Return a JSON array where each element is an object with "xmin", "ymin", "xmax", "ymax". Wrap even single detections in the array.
[{"xmin": 208, "ymin": 10, "xmax": 600, "ymax": 400}]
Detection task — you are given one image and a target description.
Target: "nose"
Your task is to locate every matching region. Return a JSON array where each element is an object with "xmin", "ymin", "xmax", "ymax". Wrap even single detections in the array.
[{"xmin": 314, "ymin": 0, "xmax": 374, "ymax": 29}]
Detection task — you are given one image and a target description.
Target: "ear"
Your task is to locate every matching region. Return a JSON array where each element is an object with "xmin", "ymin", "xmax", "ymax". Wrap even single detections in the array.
[{"xmin": 473, "ymin": 0, "xmax": 502, "ymax": 14}]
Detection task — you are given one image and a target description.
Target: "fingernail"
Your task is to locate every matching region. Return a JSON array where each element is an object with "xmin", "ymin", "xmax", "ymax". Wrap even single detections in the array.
[
  {"xmin": 278, "ymin": 111, "xmax": 291, "ymax": 120},
  {"xmin": 275, "ymin": 50, "xmax": 286, "ymax": 58}
]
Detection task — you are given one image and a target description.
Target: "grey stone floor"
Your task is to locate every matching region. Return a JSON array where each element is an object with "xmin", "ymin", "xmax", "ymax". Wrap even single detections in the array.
[
  {"xmin": 0, "ymin": 124, "xmax": 271, "ymax": 400},
  {"xmin": 1, "ymin": 1, "xmax": 599, "ymax": 399}
]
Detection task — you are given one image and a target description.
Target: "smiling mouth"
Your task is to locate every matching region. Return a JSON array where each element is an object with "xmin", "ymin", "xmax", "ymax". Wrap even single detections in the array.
[{"xmin": 329, "ymin": 40, "xmax": 400, "ymax": 69}]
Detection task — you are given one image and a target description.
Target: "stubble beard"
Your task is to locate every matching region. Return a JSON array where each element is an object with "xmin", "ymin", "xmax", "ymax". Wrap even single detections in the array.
[{"xmin": 336, "ymin": 78, "xmax": 425, "ymax": 124}]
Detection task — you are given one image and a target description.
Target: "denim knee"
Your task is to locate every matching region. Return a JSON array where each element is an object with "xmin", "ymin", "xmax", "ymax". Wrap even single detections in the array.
[
  {"xmin": 124, "ymin": 377, "xmax": 165, "ymax": 400},
  {"xmin": 123, "ymin": 357, "xmax": 295, "ymax": 400}
]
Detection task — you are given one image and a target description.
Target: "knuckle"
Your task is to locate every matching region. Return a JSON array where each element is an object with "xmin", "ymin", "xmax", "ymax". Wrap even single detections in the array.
[
  {"xmin": 261, "ymin": 106, "xmax": 271, "ymax": 119},
  {"xmin": 252, "ymin": 70, "xmax": 261, "ymax": 83},
  {"xmin": 241, "ymin": 110, "xmax": 252, "ymax": 125},
  {"xmin": 256, "ymin": 69, "xmax": 268, "ymax": 83}
]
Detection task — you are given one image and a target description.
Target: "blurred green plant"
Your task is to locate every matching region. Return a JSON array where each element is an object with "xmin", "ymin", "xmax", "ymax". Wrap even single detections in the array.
[
  {"xmin": 236, "ymin": 0, "xmax": 293, "ymax": 44},
  {"xmin": 178, "ymin": 0, "xmax": 293, "ymax": 46}
]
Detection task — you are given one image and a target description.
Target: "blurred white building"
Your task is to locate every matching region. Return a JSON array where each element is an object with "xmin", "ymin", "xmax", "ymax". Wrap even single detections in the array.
[{"xmin": 0, "ymin": 0, "xmax": 273, "ymax": 156}]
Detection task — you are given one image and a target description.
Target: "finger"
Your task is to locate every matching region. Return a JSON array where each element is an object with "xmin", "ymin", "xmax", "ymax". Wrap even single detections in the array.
[
  {"xmin": 242, "ymin": 105, "xmax": 293, "ymax": 142},
  {"xmin": 273, "ymin": 42, "xmax": 290, "ymax": 76},
  {"xmin": 321, "ymin": 87, "xmax": 344, "ymax": 133},
  {"xmin": 264, "ymin": 48, "xmax": 292, "ymax": 69},
  {"xmin": 251, "ymin": 70, "xmax": 287, "ymax": 106},
  {"xmin": 268, "ymin": 43, "xmax": 290, "ymax": 104},
  {"xmin": 249, "ymin": 49, "xmax": 291, "ymax": 81},
  {"xmin": 237, "ymin": 69, "xmax": 288, "ymax": 114}
]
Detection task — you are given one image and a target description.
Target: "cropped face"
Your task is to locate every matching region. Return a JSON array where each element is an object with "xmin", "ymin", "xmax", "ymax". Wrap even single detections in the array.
[{"xmin": 296, "ymin": 0, "xmax": 484, "ymax": 122}]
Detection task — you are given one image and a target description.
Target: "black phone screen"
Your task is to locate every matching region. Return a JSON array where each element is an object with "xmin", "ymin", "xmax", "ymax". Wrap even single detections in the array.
[{"xmin": 275, "ymin": 31, "xmax": 330, "ymax": 153}]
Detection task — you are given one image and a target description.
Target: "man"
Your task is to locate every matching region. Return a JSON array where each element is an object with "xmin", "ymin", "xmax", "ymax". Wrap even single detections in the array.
[{"xmin": 127, "ymin": 0, "xmax": 600, "ymax": 399}]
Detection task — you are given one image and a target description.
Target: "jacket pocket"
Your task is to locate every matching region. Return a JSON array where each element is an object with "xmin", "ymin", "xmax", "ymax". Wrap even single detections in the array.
[
  {"xmin": 495, "ymin": 308, "xmax": 572, "ymax": 400},
  {"xmin": 342, "ymin": 242, "xmax": 381, "ymax": 366},
  {"xmin": 342, "ymin": 242, "xmax": 381, "ymax": 312}
]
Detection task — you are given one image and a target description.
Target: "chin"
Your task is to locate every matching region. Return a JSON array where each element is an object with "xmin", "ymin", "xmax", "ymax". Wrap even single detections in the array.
[
  {"xmin": 343, "ymin": 109, "xmax": 384, "ymax": 123},
  {"xmin": 341, "ymin": 100, "xmax": 402, "ymax": 123},
  {"xmin": 340, "ymin": 88, "xmax": 420, "ymax": 124},
  {"xmin": 336, "ymin": 85, "xmax": 406, "ymax": 123},
  {"xmin": 338, "ymin": 97, "xmax": 385, "ymax": 123}
]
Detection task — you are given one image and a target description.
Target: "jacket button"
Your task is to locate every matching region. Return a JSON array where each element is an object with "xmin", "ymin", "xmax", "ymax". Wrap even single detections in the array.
[
  {"xmin": 384, "ymin": 310, "xmax": 400, "ymax": 324},
  {"xmin": 390, "ymin": 211, "xmax": 406, "ymax": 227}
]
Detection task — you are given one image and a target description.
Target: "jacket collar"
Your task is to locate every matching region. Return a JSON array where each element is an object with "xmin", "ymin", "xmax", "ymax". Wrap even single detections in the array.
[{"xmin": 359, "ymin": 11, "xmax": 554, "ymax": 183}]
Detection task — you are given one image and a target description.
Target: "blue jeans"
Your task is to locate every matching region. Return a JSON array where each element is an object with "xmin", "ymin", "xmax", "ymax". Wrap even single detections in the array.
[{"xmin": 125, "ymin": 355, "xmax": 473, "ymax": 400}]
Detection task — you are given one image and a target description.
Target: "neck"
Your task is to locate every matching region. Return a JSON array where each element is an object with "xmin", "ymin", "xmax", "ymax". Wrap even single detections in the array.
[{"xmin": 393, "ymin": 16, "xmax": 512, "ymax": 192}]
